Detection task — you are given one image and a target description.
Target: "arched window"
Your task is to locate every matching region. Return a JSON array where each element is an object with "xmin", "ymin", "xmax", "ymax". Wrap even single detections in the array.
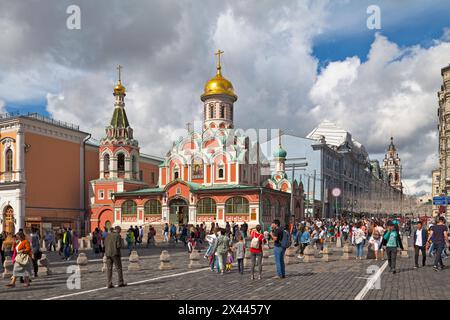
[
  {"xmin": 192, "ymin": 158, "xmax": 204, "ymax": 179},
  {"xmin": 217, "ymin": 162, "xmax": 224, "ymax": 179},
  {"xmin": 5, "ymin": 148, "xmax": 13, "ymax": 173},
  {"xmin": 197, "ymin": 198, "xmax": 217, "ymax": 215},
  {"xmin": 225, "ymin": 196, "xmax": 249, "ymax": 214},
  {"xmin": 173, "ymin": 165, "xmax": 180, "ymax": 180},
  {"xmin": 144, "ymin": 200, "xmax": 161, "ymax": 215},
  {"xmin": 209, "ymin": 104, "xmax": 214, "ymax": 118},
  {"xmin": 121, "ymin": 200, "xmax": 137, "ymax": 216},
  {"xmin": 220, "ymin": 105, "xmax": 225, "ymax": 118},
  {"xmin": 263, "ymin": 198, "xmax": 271, "ymax": 216},
  {"xmin": 117, "ymin": 153, "xmax": 125, "ymax": 172},
  {"xmin": 104, "ymin": 154, "xmax": 110, "ymax": 173}
]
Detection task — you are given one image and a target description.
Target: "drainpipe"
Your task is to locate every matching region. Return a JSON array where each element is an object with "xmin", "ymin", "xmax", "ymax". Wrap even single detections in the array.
[{"xmin": 82, "ymin": 134, "xmax": 91, "ymax": 236}]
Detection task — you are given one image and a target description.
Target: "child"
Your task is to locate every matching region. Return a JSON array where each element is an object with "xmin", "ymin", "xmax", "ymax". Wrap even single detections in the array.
[
  {"xmin": 233, "ymin": 235, "xmax": 245, "ymax": 274},
  {"xmin": 225, "ymin": 250, "xmax": 234, "ymax": 272}
]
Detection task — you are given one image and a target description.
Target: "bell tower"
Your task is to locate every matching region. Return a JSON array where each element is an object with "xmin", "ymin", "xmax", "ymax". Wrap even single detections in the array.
[
  {"xmin": 383, "ymin": 137, "xmax": 402, "ymax": 191},
  {"xmin": 99, "ymin": 66, "xmax": 140, "ymax": 181},
  {"xmin": 201, "ymin": 50, "xmax": 237, "ymax": 131}
]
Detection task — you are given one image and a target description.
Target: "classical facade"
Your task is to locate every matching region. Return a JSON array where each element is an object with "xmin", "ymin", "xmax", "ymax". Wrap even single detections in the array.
[
  {"xmin": 436, "ymin": 64, "xmax": 450, "ymax": 218},
  {"xmin": 90, "ymin": 51, "xmax": 303, "ymax": 232}
]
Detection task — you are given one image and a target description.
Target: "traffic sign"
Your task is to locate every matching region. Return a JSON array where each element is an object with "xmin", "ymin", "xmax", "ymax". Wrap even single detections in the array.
[
  {"xmin": 433, "ymin": 196, "xmax": 447, "ymax": 206},
  {"xmin": 331, "ymin": 188, "xmax": 341, "ymax": 197}
]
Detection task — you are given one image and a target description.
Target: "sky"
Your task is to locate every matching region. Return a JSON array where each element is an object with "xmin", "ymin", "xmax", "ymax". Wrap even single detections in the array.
[{"xmin": 1, "ymin": 0, "xmax": 450, "ymax": 195}]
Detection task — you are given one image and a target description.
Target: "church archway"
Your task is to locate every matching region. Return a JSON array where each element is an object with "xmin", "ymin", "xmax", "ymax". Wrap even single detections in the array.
[{"xmin": 168, "ymin": 197, "xmax": 189, "ymax": 225}]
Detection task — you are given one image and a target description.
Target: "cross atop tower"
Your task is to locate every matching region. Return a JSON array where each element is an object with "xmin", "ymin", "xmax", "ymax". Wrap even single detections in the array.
[
  {"xmin": 117, "ymin": 64, "xmax": 123, "ymax": 82},
  {"xmin": 215, "ymin": 49, "xmax": 224, "ymax": 74}
]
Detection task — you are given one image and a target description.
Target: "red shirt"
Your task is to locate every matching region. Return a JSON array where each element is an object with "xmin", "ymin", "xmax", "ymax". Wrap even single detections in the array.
[{"xmin": 250, "ymin": 230, "xmax": 265, "ymax": 253}]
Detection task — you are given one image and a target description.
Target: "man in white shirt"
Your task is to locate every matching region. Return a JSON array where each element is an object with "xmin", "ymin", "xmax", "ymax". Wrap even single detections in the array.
[{"xmin": 413, "ymin": 221, "xmax": 427, "ymax": 268}]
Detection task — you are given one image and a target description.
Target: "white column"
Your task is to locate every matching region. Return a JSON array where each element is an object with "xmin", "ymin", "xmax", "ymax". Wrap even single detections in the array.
[
  {"xmin": 80, "ymin": 142, "xmax": 84, "ymax": 209},
  {"xmin": 111, "ymin": 157, "xmax": 118, "ymax": 178},
  {"xmin": 16, "ymin": 129, "xmax": 24, "ymax": 182},
  {"xmin": 15, "ymin": 187, "xmax": 25, "ymax": 231},
  {"xmin": 125, "ymin": 158, "xmax": 131, "ymax": 179}
]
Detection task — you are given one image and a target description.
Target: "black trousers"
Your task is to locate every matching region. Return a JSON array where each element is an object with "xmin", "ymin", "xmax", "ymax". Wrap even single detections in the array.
[
  {"xmin": 414, "ymin": 245, "xmax": 426, "ymax": 267},
  {"xmin": 386, "ymin": 247, "xmax": 397, "ymax": 270},
  {"xmin": 106, "ymin": 255, "xmax": 124, "ymax": 286}
]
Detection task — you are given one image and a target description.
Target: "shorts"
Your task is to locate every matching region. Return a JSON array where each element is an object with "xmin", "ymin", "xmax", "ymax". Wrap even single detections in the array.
[{"xmin": 370, "ymin": 238, "xmax": 381, "ymax": 251}]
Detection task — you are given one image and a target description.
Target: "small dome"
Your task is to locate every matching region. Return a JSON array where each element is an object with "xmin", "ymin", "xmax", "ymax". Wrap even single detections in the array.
[
  {"xmin": 114, "ymin": 80, "xmax": 126, "ymax": 95},
  {"xmin": 273, "ymin": 145, "xmax": 287, "ymax": 159},
  {"xmin": 201, "ymin": 73, "xmax": 237, "ymax": 101}
]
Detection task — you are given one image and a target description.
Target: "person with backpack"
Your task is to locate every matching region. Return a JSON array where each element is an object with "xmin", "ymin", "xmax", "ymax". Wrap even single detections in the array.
[
  {"xmin": 297, "ymin": 226, "xmax": 311, "ymax": 258},
  {"xmin": 270, "ymin": 219, "xmax": 288, "ymax": 279},
  {"xmin": 215, "ymin": 229, "xmax": 230, "ymax": 275},
  {"xmin": 249, "ymin": 225, "xmax": 265, "ymax": 280},
  {"xmin": 382, "ymin": 221, "xmax": 404, "ymax": 274},
  {"xmin": 233, "ymin": 234, "xmax": 246, "ymax": 275}
]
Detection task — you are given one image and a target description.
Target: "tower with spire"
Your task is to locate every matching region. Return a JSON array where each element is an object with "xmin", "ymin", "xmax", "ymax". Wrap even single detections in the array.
[
  {"xmin": 383, "ymin": 137, "xmax": 402, "ymax": 191},
  {"xmin": 99, "ymin": 66, "xmax": 140, "ymax": 180},
  {"xmin": 201, "ymin": 50, "xmax": 237, "ymax": 130}
]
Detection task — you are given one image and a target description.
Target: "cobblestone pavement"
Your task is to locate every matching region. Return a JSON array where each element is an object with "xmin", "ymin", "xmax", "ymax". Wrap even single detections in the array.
[{"xmin": 0, "ymin": 241, "xmax": 446, "ymax": 300}]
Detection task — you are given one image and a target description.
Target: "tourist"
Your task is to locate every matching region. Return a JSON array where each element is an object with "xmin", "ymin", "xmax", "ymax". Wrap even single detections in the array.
[
  {"xmin": 354, "ymin": 222, "xmax": 366, "ymax": 260},
  {"xmin": 62, "ymin": 227, "xmax": 72, "ymax": 261},
  {"xmin": 105, "ymin": 226, "xmax": 126, "ymax": 288},
  {"xmin": 249, "ymin": 225, "xmax": 265, "ymax": 280},
  {"xmin": 180, "ymin": 224, "xmax": 188, "ymax": 247},
  {"xmin": 139, "ymin": 226, "xmax": 144, "ymax": 244},
  {"xmin": 225, "ymin": 222, "xmax": 231, "ymax": 238},
  {"xmin": 163, "ymin": 223, "xmax": 169, "ymax": 242},
  {"xmin": 233, "ymin": 234, "xmax": 245, "ymax": 275},
  {"xmin": 297, "ymin": 226, "xmax": 311, "ymax": 258},
  {"xmin": 311, "ymin": 226, "xmax": 320, "ymax": 250},
  {"xmin": 270, "ymin": 219, "xmax": 286, "ymax": 279},
  {"xmin": 92, "ymin": 228, "xmax": 101, "ymax": 255},
  {"xmin": 0, "ymin": 231, "xmax": 5, "ymax": 266},
  {"xmin": 206, "ymin": 229, "xmax": 219, "ymax": 272},
  {"xmin": 147, "ymin": 225, "xmax": 156, "ymax": 247},
  {"xmin": 369, "ymin": 222, "xmax": 384, "ymax": 261},
  {"xmin": 210, "ymin": 222, "xmax": 215, "ymax": 235},
  {"xmin": 427, "ymin": 216, "xmax": 449, "ymax": 271},
  {"xmin": 215, "ymin": 229, "xmax": 230, "ymax": 275},
  {"xmin": 44, "ymin": 230, "xmax": 56, "ymax": 252},
  {"xmin": 383, "ymin": 221, "xmax": 404, "ymax": 274},
  {"xmin": 133, "ymin": 226, "xmax": 139, "ymax": 247},
  {"xmin": 6, "ymin": 232, "xmax": 32, "ymax": 288},
  {"xmin": 242, "ymin": 221, "xmax": 248, "ymax": 239},
  {"xmin": 126, "ymin": 229, "xmax": 135, "ymax": 254},
  {"xmin": 318, "ymin": 226, "xmax": 326, "ymax": 252},
  {"xmin": 30, "ymin": 228, "xmax": 41, "ymax": 277},
  {"xmin": 72, "ymin": 230, "xmax": 79, "ymax": 256},
  {"xmin": 413, "ymin": 221, "xmax": 427, "ymax": 268},
  {"xmin": 341, "ymin": 222, "xmax": 349, "ymax": 243},
  {"xmin": 225, "ymin": 249, "xmax": 234, "ymax": 272}
]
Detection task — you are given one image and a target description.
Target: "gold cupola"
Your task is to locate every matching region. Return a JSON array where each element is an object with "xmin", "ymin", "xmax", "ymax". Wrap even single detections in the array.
[
  {"xmin": 113, "ymin": 65, "xmax": 126, "ymax": 96},
  {"xmin": 201, "ymin": 50, "xmax": 237, "ymax": 102}
]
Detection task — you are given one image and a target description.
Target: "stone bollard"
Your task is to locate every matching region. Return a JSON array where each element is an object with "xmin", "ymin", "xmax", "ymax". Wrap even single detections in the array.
[
  {"xmin": 40, "ymin": 239, "xmax": 47, "ymax": 252},
  {"xmin": 128, "ymin": 251, "xmax": 141, "ymax": 271},
  {"xmin": 262, "ymin": 249, "xmax": 273, "ymax": 266},
  {"xmin": 2, "ymin": 256, "xmax": 13, "ymax": 278},
  {"xmin": 188, "ymin": 251, "xmax": 202, "ymax": 269},
  {"xmin": 76, "ymin": 253, "xmax": 89, "ymax": 273},
  {"xmin": 37, "ymin": 254, "xmax": 51, "ymax": 276},
  {"xmin": 303, "ymin": 245, "xmax": 316, "ymax": 263},
  {"xmin": 321, "ymin": 246, "xmax": 333, "ymax": 262},
  {"xmin": 335, "ymin": 236, "xmax": 342, "ymax": 248},
  {"xmin": 79, "ymin": 238, "xmax": 84, "ymax": 250},
  {"xmin": 243, "ymin": 250, "xmax": 252, "ymax": 268},
  {"xmin": 101, "ymin": 255, "xmax": 107, "ymax": 272},
  {"xmin": 285, "ymin": 246, "xmax": 298, "ymax": 264},
  {"xmin": 341, "ymin": 244, "xmax": 353, "ymax": 260},
  {"xmin": 86, "ymin": 237, "xmax": 92, "ymax": 250},
  {"xmin": 401, "ymin": 236, "xmax": 409, "ymax": 258},
  {"xmin": 159, "ymin": 250, "xmax": 172, "ymax": 270}
]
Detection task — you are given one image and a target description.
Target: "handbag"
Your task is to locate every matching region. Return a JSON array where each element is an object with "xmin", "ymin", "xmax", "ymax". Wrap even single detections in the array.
[{"xmin": 15, "ymin": 252, "xmax": 30, "ymax": 267}]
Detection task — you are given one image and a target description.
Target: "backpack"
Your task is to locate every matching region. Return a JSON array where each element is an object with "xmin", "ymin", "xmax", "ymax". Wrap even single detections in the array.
[
  {"xmin": 281, "ymin": 230, "xmax": 291, "ymax": 248},
  {"xmin": 250, "ymin": 234, "xmax": 261, "ymax": 249}
]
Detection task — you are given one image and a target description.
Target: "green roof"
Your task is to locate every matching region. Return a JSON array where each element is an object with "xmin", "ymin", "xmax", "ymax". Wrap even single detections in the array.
[{"xmin": 110, "ymin": 106, "xmax": 130, "ymax": 128}]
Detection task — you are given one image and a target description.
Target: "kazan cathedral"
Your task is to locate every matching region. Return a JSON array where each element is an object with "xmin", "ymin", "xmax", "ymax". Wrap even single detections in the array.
[{"xmin": 89, "ymin": 51, "xmax": 304, "ymax": 233}]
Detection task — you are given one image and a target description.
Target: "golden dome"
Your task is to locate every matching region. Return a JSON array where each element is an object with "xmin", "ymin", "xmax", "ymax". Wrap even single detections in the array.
[
  {"xmin": 201, "ymin": 50, "xmax": 237, "ymax": 101},
  {"xmin": 114, "ymin": 80, "xmax": 126, "ymax": 95}
]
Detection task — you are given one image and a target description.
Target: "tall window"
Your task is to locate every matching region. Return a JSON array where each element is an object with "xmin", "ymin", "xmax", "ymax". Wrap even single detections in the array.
[
  {"xmin": 174, "ymin": 165, "xmax": 180, "ymax": 180},
  {"xmin": 220, "ymin": 105, "xmax": 225, "ymax": 118},
  {"xmin": 217, "ymin": 162, "xmax": 224, "ymax": 179},
  {"xmin": 225, "ymin": 196, "xmax": 249, "ymax": 214},
  {"xmin": 209, "ymin": 104, "xmax": 214, "ymax": 118},
  {"xmin": 144, "ymin": 200, "xmax": 161, "ymax": 215},
  {"xmin": 274, "ymin": 200, "xmax": 281, "ymax": 217},
  {"xmin": 104, "ymin": 154, "xmax": 110, "ymax": 173},
  {"xmin": 117, "ymin": 153, "xmax": 125, "ymax": 172},
  {"xmin": 5, "ymin": 148, "xmax": 13, "ymax": 173},
  {"xmin": 121, "ymin": 200, "xmax": 137, "ymax": 215},
  {"xmin": 263, "ymin": 198, "xmax": 271, "ymax": 216},
  {"xmin": 197, "ymin": 198, "xmax": 217, "ymax": 215},
  {"xmin": 132, "ymin": 155, "xmax": 137, "ymax": 175}
]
